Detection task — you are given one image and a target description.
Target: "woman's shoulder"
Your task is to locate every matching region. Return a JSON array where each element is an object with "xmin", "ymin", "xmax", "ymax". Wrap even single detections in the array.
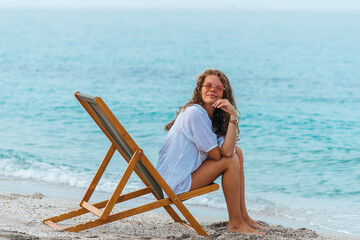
[{"xmin": 181, "ymin": 104, "xmax": 207, "ymax": 118}]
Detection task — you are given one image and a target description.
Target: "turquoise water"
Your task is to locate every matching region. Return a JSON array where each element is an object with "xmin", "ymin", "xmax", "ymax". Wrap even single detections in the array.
[{"xmin": 1, "ymin": 9, "xmax": 359, "ymax": 235}]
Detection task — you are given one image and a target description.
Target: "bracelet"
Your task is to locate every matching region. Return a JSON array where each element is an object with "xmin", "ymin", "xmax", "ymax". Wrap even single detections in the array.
[{"xmin": 229, "ymin": 119, "xmax": 238, "ymax": 125}]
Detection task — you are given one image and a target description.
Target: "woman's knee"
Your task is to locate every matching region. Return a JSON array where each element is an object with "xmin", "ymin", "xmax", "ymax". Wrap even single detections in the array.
[{"xmin": 223, "ymin": 153, "xmax": 240, "ymax": 169}]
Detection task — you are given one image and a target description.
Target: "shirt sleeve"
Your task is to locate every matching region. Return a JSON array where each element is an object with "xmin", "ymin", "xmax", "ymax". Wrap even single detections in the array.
[
  {"xmin": 217, "ymin": 135, "xmax": 225, "ymax": 148},
  {"xmin": 181, "ymin": 106, "xmax": 218, "ymax": 153}
]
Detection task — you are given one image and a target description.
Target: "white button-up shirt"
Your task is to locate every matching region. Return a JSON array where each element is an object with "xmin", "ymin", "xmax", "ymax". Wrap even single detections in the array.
[{"xmin": 156, "ymin": 104, "xmax": 219, "ymax": 196}]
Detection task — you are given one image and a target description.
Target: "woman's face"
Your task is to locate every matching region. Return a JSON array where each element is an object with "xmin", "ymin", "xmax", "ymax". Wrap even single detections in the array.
[{"xmin": 201, "ymin": 75, "xmax": 224, "ymax": 105}]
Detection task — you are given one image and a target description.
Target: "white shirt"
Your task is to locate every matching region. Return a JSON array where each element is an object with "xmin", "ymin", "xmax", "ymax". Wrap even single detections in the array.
[{"xmin": 156, "ymin": 104, "xmax": 219, "ymax": 195}]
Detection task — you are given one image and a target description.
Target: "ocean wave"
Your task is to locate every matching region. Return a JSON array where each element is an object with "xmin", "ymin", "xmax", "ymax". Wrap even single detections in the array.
[
  {"xmin": 247, "ymin": 194, "xmax": 360, "ymax": 236},
  {"xmin": 0, "ymin": 149, "xmax": 123, "ymax": 193}
]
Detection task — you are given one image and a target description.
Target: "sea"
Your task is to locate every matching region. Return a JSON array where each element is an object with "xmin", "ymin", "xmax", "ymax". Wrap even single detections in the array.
[{"xmin": 0, "ymin": 9, "xmax": 359, "ymax": 237}]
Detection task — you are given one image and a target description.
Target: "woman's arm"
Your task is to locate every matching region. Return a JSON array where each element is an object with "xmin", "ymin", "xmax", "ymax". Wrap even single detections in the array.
[
  {"xmin": 221, "ymin": 115, "xmax": 237, "ymax": 157},
  {"xmin": 212, "ymin": 99, "xmax": 237, "ymax": 157},
  {"xmin": 208, "ymin": 146, "xmax": 222, "ymax": 160}
]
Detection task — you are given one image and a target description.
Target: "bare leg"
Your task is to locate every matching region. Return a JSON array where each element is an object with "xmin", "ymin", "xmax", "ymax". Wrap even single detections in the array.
[
  {"xmin": 235, "ymin": 147, "xmax": 265, "ymax": 230},
  {"xmin": 190, "ymin": 154, "xmax": 264, "ymax": 235}
]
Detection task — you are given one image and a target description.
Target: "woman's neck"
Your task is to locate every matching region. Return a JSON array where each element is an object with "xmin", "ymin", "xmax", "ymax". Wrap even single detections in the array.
[{"xmin": 201, "ymin": 103, "xmax": 215, "ymax": 118}]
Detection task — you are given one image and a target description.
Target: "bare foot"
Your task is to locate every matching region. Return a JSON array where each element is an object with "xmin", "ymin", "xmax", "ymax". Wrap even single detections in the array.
[
  {"xmin": 243, "ymin": 215, "xmax": 268, "ymax": 230},
  {"xmin": 228, "ymin": 222, "xmax": 265, "ymax": 236}
]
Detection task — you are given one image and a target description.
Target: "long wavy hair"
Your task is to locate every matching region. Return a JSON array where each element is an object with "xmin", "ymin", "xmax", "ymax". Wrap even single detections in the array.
[{"xmin": 165, "ymin": 69, "xmax": 240, "ymax": 140}]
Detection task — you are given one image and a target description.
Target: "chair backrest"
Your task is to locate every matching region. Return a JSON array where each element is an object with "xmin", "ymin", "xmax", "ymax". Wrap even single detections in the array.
[{"xmin": 76, "ymin": 92, "xmax": 164, "ymax": 199}]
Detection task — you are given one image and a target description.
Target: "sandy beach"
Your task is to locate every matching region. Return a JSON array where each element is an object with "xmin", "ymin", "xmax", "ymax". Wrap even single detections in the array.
[{"xmin": 0, "ymin": 190, "xmax": 356, "ymax": 240}]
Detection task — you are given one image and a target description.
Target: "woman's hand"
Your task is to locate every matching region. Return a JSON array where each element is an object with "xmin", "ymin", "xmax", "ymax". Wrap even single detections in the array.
[{"xmin": 212, "ymin": 99, "xmax": 237, "ymax": 118}]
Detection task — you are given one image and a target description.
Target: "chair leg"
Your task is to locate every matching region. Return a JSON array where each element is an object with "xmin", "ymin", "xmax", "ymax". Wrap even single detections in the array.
[
  {"xmin": 163, "ymin": 205, "xmax": 183, "ymax": 222},
  {"xmin": 80, "ymin": 144, "xmax": 116, "ymax": 204},
  {"xmin": 172, "ymin": 201, "xmax": 208, "ymax": 236},
  {"xmin": 64, "ymin": 198, "xmax": 172, "ymax": 232},
  {"xmin": 100, "ymin": 148, "xmax": 143, "ymax": 219},
  {"xmin": 138, "ymin": 157, "xmax": 210, "ymax": 236}
]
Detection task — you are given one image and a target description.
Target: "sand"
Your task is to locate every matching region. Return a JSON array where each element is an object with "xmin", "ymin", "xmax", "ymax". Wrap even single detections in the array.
[{"xmin": 0, "ymin": 191, "xmax": 357, "ymax": 240}]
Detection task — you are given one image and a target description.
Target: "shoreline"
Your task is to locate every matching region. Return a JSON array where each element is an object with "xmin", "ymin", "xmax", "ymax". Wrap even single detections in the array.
[
  {"xmin": 1, "ymin": 176, "xmax": 359, "ymax": 239},
  {"xmin": 0, "ymin": 190, "xmax": 358, "ymax": 240}
]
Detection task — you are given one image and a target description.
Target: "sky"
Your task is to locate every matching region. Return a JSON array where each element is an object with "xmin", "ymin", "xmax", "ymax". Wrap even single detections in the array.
[{"xmin": 1, "ymin": 0, "xmax": 360, "ymax": 11}]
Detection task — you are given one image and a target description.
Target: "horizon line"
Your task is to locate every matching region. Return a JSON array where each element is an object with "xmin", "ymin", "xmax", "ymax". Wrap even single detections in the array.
[{"xmin": 1, "ymin": 6, "xmax": 360, "ymax": 12}]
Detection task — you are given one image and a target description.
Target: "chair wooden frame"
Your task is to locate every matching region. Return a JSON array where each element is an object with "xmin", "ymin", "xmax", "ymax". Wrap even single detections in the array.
[{"xmin": 43, "ymin": 92, "xmax": 219, "ymax": 236}]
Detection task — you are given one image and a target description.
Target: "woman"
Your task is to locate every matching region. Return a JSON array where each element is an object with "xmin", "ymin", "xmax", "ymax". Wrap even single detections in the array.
[{"xmin": 156, "ymin": 69, "xmax": 264, "ymax": 235}]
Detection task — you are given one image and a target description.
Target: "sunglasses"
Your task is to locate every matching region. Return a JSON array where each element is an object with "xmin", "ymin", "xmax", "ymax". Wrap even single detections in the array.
[{"xmin": 202, "ymin": 83, "xmax": 225, "ymax": 92}]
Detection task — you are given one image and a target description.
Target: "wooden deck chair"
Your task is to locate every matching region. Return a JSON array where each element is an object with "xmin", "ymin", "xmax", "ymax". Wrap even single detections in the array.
[{"xmin": 43, "ymin": 92, "xmax": 219, "ymax": 236}]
